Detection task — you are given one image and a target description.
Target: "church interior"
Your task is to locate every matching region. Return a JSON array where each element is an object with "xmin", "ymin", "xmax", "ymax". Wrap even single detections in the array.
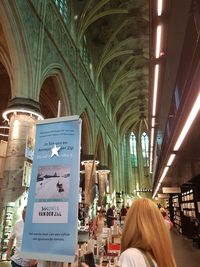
[{"xmin": 0, "ymin": 0, "xmax": 200, "ymax": 266}]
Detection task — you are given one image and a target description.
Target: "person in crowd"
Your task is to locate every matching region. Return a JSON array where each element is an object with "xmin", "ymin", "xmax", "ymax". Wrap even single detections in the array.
[
  {"xmin": 119, "ymin": 198, "xmax": 177, "ymax": 267},
  {"xmin": 106, "ymin": 204, "xmax": 115, "ymax": 228},
  {"xmin": 160, "ymin": 207, "xmax": 173, "ymax": 230},
  {"xmin": 92, "ymin": 208, "xmax": 105, "ymax": 238},
  {"xmin": 120, "ymin": 205, "xmax": 127, "ymax": 226},
  {"xmin": 6, "ymin": 206, "xmax": 37, "ymax": 267}
]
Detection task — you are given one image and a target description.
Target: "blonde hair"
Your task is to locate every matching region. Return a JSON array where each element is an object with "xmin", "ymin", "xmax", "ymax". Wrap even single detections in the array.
[{"xmin": 121, "ymin": 198, "xmax": 176, "ymax": 267}]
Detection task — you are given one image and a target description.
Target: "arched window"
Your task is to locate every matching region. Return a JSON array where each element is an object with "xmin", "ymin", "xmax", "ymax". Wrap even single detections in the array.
[
  {"xmin": 130, "ymin": 132, "xmax": 137, "ymax": 167},
  {"xmin": 141, "ymin": 132, "xmax": 149, "ymax": 166}
]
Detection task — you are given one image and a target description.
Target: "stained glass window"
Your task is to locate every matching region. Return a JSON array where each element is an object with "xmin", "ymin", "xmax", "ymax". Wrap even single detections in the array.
[
  {"xmin": 54, "ymin": 0, "xmax": 68, "ymax": 24},
  {"xmin": 130, "ymin": 132, "xmax": 137, "ymax": 167},
  {"xmin": 141, "ymin": 132, "xmax": 149, "ymax": 166}
]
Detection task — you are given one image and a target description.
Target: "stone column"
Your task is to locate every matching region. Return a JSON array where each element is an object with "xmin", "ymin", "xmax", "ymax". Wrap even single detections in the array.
[
  {"xmin": 81, "ymin": 155, "xmax": 99, "ymax": 205},
  {"xmin": 0, "ymin": 98, "xmax": 43, "ymax": 260},
  {"xmin": 97, "ymin": 165, "xmax": 110, "ymax": 206},
  {"xmin": 0, "ymin": 139, "xmax": 8, "ymax": 204},
  {"xmin": 0, "ymin": 98, "xmax": 43, "ymax": 209}
]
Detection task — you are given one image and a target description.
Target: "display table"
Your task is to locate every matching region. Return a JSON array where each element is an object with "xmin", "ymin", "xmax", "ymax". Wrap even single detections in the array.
[{"xmin": 76, "ymin": 226, "xmax": 121, "ymax": 267}]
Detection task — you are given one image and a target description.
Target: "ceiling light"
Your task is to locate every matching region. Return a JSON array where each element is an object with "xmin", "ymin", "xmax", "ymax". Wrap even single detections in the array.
[
  {"xmin": 149, "ymin": 162, "xmax": 153, "ymax": 173},
  {"xmin": 174, "ymin": 92, "xmax": 200, "ymax": 151},
  {"xmin": 159, "ymin": 166, "xmax": 169, "ymax": 183},
  {"xmin": 152, "ymin": 64, "xmax": 159, "ymax": 116},
  {"xmin": 156, "ymin": 26, "xmax": 162, "ymax": 58},
  {"xmin": 152, "ymin": 117, "xmax": 155, "ymax": 127},
  {"xmin": 3, "ymin": 109, "xmax": 44, "ymax": 122},
  {"xmin": 157, "ymin": 0, "xmax": 163, "ymax": 16},
  {"xmin": 153, "ymin": 182, "xmax": 161, "ymax": 198},
  {"xmin": 81, "ymin": 160, "xmax": 99, "ymax": 166},
  {"xmin": 166, "ymin": 154, "xmax": 176, "ymax": 166}
]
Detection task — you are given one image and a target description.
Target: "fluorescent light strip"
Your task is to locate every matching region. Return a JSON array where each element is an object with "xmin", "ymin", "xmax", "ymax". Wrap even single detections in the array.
[
  {"xmin": 150, "ymin": 151, "xmax": 153, "ymax": 162},
  {"xmin": 156, "ymin": 26, "xmax": 162, "ymax": 58},
  {"xmin": 174, "ymin": 93, "xmax": 200, "ymax": 151},
  {"xmin": 149, "ymin": 146, "xmax": 154, "ymax": 173},
  {"xmin": 153, "ymin": 182, "xmax": 161, "ymax": 198},
  {"xmin": 152, "ymin": 117, "xmax": 155, "ymax": 127},
  {"xmin": 167, "ymin": 154, "xmax": 176, "ymax": 166},
  {"xmin": 150, "ymin": 164, "xmax": 152, "ymax": 174},
  {"xmin": 152, "ymin": 64, "xmax": 159, "ymax": 116},
  {"xmin": 150, "ymin": 128, "xmax": 155, "ymax": 148},
  {"xmin": 159, "ymin": 166, "xmax": 169, "ymax": 183},
  {"xmin": 149, "ymin": 157, "xmax": 153, "ymax": 172},
  {"xmin": 157, "ymin": 0, "xmax": 163, "ymax": 16}
]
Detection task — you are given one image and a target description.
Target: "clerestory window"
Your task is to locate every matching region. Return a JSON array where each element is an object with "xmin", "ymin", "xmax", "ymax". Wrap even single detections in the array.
[
  {"xmin": 141, "ymin": 132, "xmax": 149, "ymax": 167},
  {"xmin": 54, "ymin": 0, "xmax": 68, "ymax": 24},
  {"xmin": 130, "ymin": 132, "xmax": 137, "ymax": 167}
]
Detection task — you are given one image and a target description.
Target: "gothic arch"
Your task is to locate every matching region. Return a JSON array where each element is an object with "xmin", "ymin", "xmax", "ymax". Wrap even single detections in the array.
[
  {"xmin": 95, "ymin": 129, "xmax": 106, "ymax": 165},
  {"xmin": 0, "ymin": 1, "xmax": 33, "ymax": 98},
  {"xmin": 107, "ymin": 143, "xmax": 113, "ymax": 193},
  {"xmin": 39, "ymin": 67, "xmax": 72, "ymax": 118},
  {"xmin": 80, "ymin": 110, "xmax": 93, "ymax": 158}
]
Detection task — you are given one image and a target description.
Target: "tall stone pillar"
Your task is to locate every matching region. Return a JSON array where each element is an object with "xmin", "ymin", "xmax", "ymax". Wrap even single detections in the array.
[
  {"xmin": 97, "ymin": 165, "xmax": 110, "ymax": 206},
  {"xmin": 81, "ymin": 155, "xmax": 99, "ymax": 205},
  {"xmin": 0, "ymin": 98, "xmax": 43, "ymax": 209},
  {"xmin": 0, "ymin": 98, "xmax": 43, "ymax": 260}
]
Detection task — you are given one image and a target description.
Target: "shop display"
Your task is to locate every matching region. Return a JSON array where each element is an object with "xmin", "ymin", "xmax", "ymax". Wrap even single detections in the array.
[
  {"xmin": 77, "ymin": 224, "xmax": 120, "ymax": 267},
  {"xmin": 181, "ymin": 189, "xmax": 196, "ymax": 219},
  {"xmin": 172, "ymin": 195, "xmax": 182, "ymax": 233},
  {"xmin": 181, "ymin": 187, "xmax": 198, "ymax": 238}
]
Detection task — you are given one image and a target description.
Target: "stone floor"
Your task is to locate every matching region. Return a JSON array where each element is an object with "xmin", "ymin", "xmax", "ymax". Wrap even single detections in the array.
[{"xmin": 171, "ymin": 228, "xmax": 200, "ymax": 267}]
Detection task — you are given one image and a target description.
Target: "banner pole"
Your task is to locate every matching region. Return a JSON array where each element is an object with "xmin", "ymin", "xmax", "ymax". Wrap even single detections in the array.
[{"xmin": 57, "ymin": 100, "xmax": 61, "ymax": 118}]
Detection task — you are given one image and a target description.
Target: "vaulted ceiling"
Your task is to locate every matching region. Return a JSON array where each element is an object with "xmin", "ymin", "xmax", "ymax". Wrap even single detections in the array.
[
  {"xmin": 74, "ymin": 0, "xmax": 149, "ymax": 136},
  {"xmin": 0, "ymin": 0, "xmax": 149, "ymax": 137}
]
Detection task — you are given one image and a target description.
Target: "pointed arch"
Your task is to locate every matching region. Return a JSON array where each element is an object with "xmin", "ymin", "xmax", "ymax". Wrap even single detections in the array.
[
  {"xmin": 107, "ymin": 143, "xmax": 113, "ymax": 193},
  {"xmin": 80, "ymin": 110, "xmax": 93, "ymax": 158},
  {"xmin": 95, "ymin": 129, "xmax": 106, "ymax": 164},
  {"xmin": 39, "ymin": 66, "xmax": 72, "ymax": 118},
  {"xmin": 0, "ymin": 1, "xmax": 33, "ymax": 98}
]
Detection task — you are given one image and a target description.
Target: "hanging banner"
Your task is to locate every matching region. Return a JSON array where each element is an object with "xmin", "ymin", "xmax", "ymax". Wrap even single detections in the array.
[{"xmin": 21, "ymin": 116, "xmax": 82, "ymax": 262}]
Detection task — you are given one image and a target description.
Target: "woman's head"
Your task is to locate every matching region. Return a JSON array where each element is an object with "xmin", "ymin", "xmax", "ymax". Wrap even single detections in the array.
[
  {"xmin": 98, "ymin": 208, "xmax": 105, "ymax": 217},
  {"xmin": 121, "ymin": 198, "xmax": 176, "ymax": 267}
]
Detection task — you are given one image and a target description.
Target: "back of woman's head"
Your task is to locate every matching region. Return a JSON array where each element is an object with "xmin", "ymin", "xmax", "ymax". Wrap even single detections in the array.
[{"xmin": 121, "ymin": 198, "xmax": 176, "ymax": 267}]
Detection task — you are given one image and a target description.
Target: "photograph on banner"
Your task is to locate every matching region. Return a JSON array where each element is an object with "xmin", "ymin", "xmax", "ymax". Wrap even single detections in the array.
[{"xmin": 35, "ymin": 165, "xmax": 70, "ymax": 199}]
